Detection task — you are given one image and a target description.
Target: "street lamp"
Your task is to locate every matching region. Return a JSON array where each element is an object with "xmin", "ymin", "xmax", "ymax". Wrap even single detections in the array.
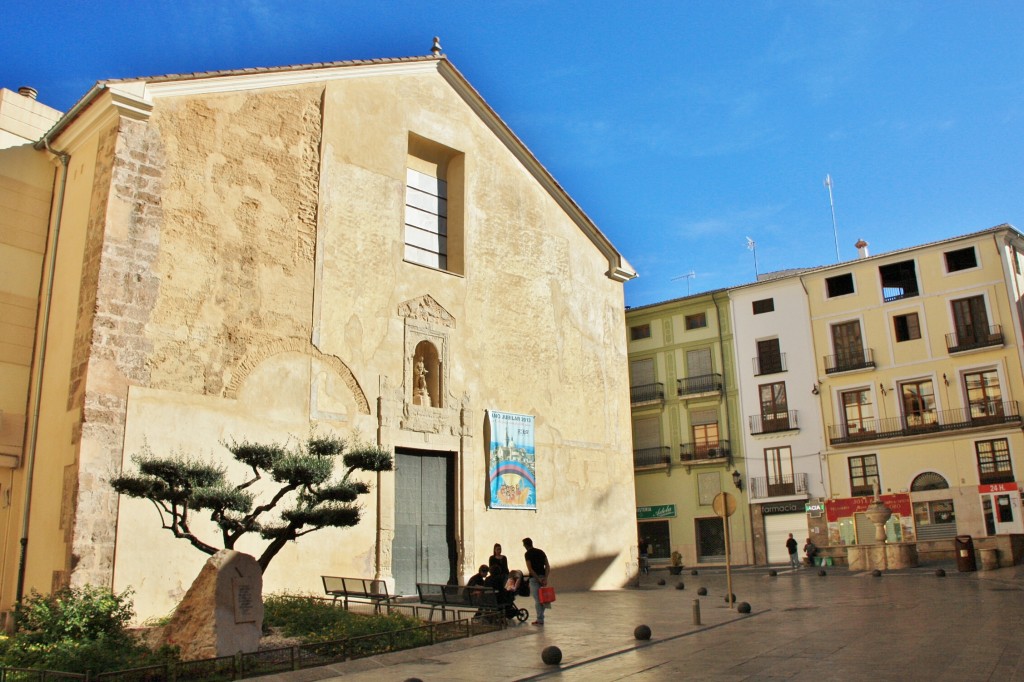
[{"xmin": 732, "ymin": 469, "xmax": 742, "ymax": 491}]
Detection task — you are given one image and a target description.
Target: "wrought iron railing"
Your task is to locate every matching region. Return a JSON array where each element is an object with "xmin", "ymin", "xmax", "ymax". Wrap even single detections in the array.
[
  {"xmin": 946, "ymin": 325, "xmax": 1003, "ymax": 353},
  {"xmin": 630, "ymin": 382, "xmax": 665, "ymax": 404},
  {"xmin": 679, "ymin": 440, "xmax": 731, "ymax": 462},
  {"xmin": 828, "ymin": 401, "xmax": 1021, "ymax": 444},
  {"xmin": 824, "ymin": 348, "xmax": 875, "ymax": 374},
  {"xmin": 633, "ymin": 446, "xmax": 671, "ymax": 468},
  {"xmin": 752, "ymin": 353, "xmax": 786, "ymax": 376},
  {"xmin": 749, "ymin": 472, "xmax": 809, "ymax": 499},
  {"xmin": 749, "ymin": 411, "xmax": 798, "ymax": 435},
  {"xmin": 677, "ymin": 373, "xmax": 723, "ymax": 396}
]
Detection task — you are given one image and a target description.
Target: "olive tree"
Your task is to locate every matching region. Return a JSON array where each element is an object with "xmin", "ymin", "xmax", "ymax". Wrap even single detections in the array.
[{"xmin": 111, "ymin": 434, "xmax": 392, "ymax": 572}]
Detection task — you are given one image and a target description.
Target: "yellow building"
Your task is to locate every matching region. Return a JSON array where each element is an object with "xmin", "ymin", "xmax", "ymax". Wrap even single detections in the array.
[
  {"xmin": 626, "ymin": 292, "xmax": 751, "ymax": 568},
  {"xmin": 0, "ymin": 50, "xmax": 638, "ymax": 621},
  {"xmin": 803, "ymin": 227, "xmax": 1024, "ymax": 549}
]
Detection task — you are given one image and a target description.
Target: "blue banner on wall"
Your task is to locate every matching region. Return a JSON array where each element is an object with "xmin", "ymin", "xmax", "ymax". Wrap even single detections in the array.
[{"xmin": 487, "ymin": 410, "xmax": 536, "ymax": 510}]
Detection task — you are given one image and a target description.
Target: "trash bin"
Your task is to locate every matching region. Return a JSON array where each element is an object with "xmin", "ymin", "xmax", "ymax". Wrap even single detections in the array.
[{"xmin": 954, "ymin": 535, "xmax": 976, "ymax": 572}]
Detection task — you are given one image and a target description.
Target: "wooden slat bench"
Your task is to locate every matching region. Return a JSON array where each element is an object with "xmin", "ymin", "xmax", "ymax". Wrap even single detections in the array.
[
  {"xmin": 416, "ymin": 582, "xmax": 502, "ymax": 621},
  {"xmin": 321, "ymin": 576, "xmax": 398, "ymax": 613}
]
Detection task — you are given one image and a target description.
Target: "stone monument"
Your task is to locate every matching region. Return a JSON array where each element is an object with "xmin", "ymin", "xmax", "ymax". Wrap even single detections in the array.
[{"xmin": 162, "ymin": 550, "xmax": 264, "ymax": 660}]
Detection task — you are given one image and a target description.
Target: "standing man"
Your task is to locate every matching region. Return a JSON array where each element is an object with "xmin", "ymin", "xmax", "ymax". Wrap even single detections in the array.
[
  {"xmin": 786, "ymin": 533, "xmax": 800, "ymax": 569},
  {"xmin": 523, "ymin": 537, "xmax": 550, "ymax": 626}
]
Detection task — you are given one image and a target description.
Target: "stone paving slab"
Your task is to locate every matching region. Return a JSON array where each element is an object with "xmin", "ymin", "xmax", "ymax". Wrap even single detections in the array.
[{"xmin": 260, "ymin": 562, "xmax": 1024, "ymax": 681}]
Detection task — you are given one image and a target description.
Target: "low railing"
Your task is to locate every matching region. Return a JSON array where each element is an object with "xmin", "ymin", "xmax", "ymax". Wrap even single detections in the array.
[
  {"xmin": 634, "ymin": 446, "xmax": 671, "ymax": 468},
  {"xmin": 630, "ymin": 382, "xmax": 665, "ymax": 404},
  {"xmin": 679, "ymin": 440, "xmax": 731, "ymax": 462},
  {"xmin": 0, "ymin": 612, "xmax": 490, "ymax": 682},
  {"xmin": 828, "ymin": 401, "xmax": 1021, "ymax": 444},
  {"xmin": 752, "ymin": 353, "xmax": 786, "ymax": 376},
  {"xmin": 749, "ymin": 472, "xmax": 809, "ymax": 499},
  {"xmin": 824, "ymin": 348, "xmax": 875, "ymax": 374},
  {"xmin": 749, "ymin": 411, "xmax": 798, "ymax": 435},
  {"xmin": 946, "ymin": 325, "xmax": 1003, "ymax": 353},
  {"xmin": 677, "ymin": 373, "xmax": 723, "ymax": 396}
]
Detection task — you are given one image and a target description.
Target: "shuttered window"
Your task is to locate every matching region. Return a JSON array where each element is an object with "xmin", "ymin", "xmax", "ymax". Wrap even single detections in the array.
[
  {"xmin": 686, "ymin": 348, "xmax": 712, "ymax": 377},
  {"xmin": 633, "ymin": 417, "xmax": 661, "ymax": 449},
  {"xmin": 404, "ymin": 168, "xmax": 448, "ymax": 270},
  {"xmin": 630, "ymin": 358, "xmax": 655, "ymax": 387}
]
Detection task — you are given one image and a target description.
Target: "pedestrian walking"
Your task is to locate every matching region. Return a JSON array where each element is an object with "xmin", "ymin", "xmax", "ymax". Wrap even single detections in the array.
[
  {"xmin": 786, "ymin": 533, "xmax": 800, "ymax": 569},
  {"xmin": 523, "ymin": 537, "xmax": 550, "ymax": 625}
]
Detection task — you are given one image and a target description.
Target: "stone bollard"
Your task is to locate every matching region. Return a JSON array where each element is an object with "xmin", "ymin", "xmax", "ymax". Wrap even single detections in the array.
[
  {"xmin": 542, "ymin": 646, "xmax": 563, "ymax": 665},
  {"xmin": 692, "ymin": 598, "xmax": 701, "ymax": 625}
]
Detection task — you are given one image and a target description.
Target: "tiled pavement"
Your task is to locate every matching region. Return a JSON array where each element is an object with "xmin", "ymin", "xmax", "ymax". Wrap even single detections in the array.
[{"xmin": 263, "ymin": 562, "xmax": 1024, "ymax": 681}]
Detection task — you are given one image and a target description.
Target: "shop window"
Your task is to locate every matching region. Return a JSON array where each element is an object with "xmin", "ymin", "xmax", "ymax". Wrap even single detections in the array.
[
  {"xmin": 849, "ymin": 454, "xmax": 879, "ymax": 496},
  {"xmin": 826, "ymin": 273, "xmax": 855, "ymax": 298},
  {"xmin": 637, "ymin": 520, "xmax": 671, "ymax": 560},
  {"xmin": 879, "ymin": 260, "xmax": 919, "ymax": 302},
  {"xmin": 976, "ymin": 439, "xmax": 1014, "ymax": 484},
  {"xmin": 893, "ymin": 313, "xmax": 921, "ymax": 342},
  {"xmin": 945, "ymin": 246, "xmax": 978, "ymax": 273},
  {"xmin": 685, "ymin": 312, "xmax": 707, "ymax": 330},
  {"xmin": 630, "ymin": 323, "xmax": 651, "ymax": 341},
  {"xmin": 752, "ymin": 298, "xmax": 774, "ymax": 314}
]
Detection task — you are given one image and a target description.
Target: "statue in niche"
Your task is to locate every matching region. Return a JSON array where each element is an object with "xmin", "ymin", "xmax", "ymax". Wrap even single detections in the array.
[{"xmin": 414, "ymin": 356, "xmax": 431, "ymax": 407}]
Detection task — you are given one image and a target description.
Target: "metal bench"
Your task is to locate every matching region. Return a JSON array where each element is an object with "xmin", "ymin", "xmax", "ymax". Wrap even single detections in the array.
[
  {"xmin": 415, "ymin": 582, "xmax": 502, "ymax": 621},
  {"xmin": 321, "ymin": 576, "xmax": 398, "ymax": 613}
]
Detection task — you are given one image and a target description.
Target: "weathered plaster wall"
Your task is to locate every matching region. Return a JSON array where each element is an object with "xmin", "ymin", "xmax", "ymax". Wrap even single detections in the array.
[{"xmin": 101, "ymin": 68, "xmax": 633, "ymax": 619}]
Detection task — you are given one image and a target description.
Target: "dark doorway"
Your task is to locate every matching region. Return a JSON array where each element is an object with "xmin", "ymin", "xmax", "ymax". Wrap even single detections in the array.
[{"xmin": 393, "ymin": 449, "xmax": 456, "ymax": 594}]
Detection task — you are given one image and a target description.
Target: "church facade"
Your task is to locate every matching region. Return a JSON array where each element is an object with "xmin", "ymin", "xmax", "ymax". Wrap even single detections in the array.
[{"xmin": 0, "ymin": 50, "xmax": 637, "ymax": 620}]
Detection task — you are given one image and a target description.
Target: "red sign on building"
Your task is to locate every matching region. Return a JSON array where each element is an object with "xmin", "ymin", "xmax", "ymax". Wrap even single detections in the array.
[
  {"xmin": 978, "ymin": 482, "xmax": 1019, "ymax": 494},
  {"xmin": 825, "ymin": 494, "xmax": 912, "ymax": 522}
]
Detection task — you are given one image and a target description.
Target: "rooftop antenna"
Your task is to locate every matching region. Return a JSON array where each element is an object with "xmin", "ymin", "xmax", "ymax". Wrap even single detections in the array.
[
  {"xmin": 671, "ymin": 270, "xmax": 697, "ymax": 295},
  {"xmin": 824, "ymin": 174, "xmax": 840, "ymax": 262},
  {"xmin": 746, "ymin": 237, "xmax": 759, "ymax": 278}
]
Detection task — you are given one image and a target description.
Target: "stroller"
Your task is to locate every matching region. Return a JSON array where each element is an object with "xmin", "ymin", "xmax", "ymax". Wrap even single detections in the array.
[{"xmin": 498, "ymin": 570, "xmax": 530, "ymax": 623}]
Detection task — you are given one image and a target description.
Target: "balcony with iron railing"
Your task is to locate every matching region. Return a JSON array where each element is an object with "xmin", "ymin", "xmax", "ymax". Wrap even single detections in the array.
[
  {"xmin": 753, "ymin": 353, "xmax": 786, "ymax": 376},
  {"xmin": 824, "ymin": 348, "xmax": 876, "ymax": 374},
  {"xmin": 828, "ymin": 401, "xmax": 1021, "ymax": 445},
  {"xmin": 749, "ymin": 411, "xmax": 798, "ymax": 435},
  {"xmin": 749, "ymin": 472, "xmax": 810, "ymax": 500},
  {"xmin": 946, "ymin": 325, "xmax": 1003, "ymax": 353},
  {"xmin": 630, "ymin": 382, "xmax": 665, "ymax": 405},
  {"xmin": 633, "ymin": 446, "xmax": 671, "ymax": 468},
  {"xmin": 677, "ymin": 373, "xmax": 723, "ymax": 397},
  {"xmin": 679, "ymin": 440, "xmax": 731, "ymax": 463}
]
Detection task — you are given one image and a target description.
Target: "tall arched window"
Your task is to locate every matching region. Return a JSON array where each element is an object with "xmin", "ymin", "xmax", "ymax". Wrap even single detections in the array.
[{"xmin": 412, "ymin": 340, "xmax": 442, "ymax": 408}]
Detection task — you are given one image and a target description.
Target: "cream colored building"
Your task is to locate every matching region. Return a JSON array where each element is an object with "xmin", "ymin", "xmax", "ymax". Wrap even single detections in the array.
[
  {"xmin": 626, "ymin": 292, "xmax": 752, "ymax": 568},
  {"xmin": 803, "ymin": 227, "xmax": 1024, "ymax": 546},
  {"xmin": 0, "ymin": 51, "xmax": 638, "ymax": 621}
]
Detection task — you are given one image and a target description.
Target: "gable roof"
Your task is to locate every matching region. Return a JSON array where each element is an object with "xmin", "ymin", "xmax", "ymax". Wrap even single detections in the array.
[{"xmin": 37, "ymin": 52, "xmax": 636, "ymax": 283}]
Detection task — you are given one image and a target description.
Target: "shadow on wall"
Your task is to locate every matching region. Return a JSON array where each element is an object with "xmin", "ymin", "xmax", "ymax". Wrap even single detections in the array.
[{"xmin": 548, "ymin": 553, "xmax": 622, "ymax": 591}]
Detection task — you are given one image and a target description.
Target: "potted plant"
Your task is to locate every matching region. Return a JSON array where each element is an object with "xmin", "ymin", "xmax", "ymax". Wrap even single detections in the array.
[{"xmin": 668, "ymin": 551, "xmax": 683, "ymax": 575}]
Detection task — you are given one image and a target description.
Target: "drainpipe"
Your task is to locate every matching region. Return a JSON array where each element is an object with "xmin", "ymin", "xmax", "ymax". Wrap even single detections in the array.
[
  {"xmin": 711, "ymin": 293, "xmax": 732, "ymax": 466},
  {"xmin": 15, "ymin": 138, "xmax": 70, "ymax": 611}
]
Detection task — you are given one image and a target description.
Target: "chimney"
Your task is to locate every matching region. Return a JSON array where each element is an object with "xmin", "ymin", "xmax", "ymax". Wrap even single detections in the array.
[
  {"xmin": 855, "ymin": 239, "xmax": 869, "ymax": 259},
  {"xmin": 18, "ymin": 86, "xmax": 38, "ymax": 100}
]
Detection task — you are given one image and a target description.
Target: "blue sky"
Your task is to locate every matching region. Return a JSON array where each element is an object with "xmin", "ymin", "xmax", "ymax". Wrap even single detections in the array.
[{"xmin": 5, "ymin": 1, "xmax": 1022, "ymax": 307}]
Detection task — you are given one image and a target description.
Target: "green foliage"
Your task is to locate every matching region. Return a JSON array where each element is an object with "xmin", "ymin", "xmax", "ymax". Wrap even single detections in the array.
[
  {"xmin": 110, "ymin": 435, "xmax": 394, "ymax": 571},
  {"xmin": 262, "ymin": 593, "xmax": 422, "ymax": 643},
  {"xmin": 0, "ymin": 586, "xmax": 178, "ymax": 674}
]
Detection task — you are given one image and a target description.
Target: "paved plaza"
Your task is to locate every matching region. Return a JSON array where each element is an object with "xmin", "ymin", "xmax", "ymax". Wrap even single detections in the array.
[{"xmin": 265, "ymin": 562, "xmax": 1024, "ymax": 681}]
